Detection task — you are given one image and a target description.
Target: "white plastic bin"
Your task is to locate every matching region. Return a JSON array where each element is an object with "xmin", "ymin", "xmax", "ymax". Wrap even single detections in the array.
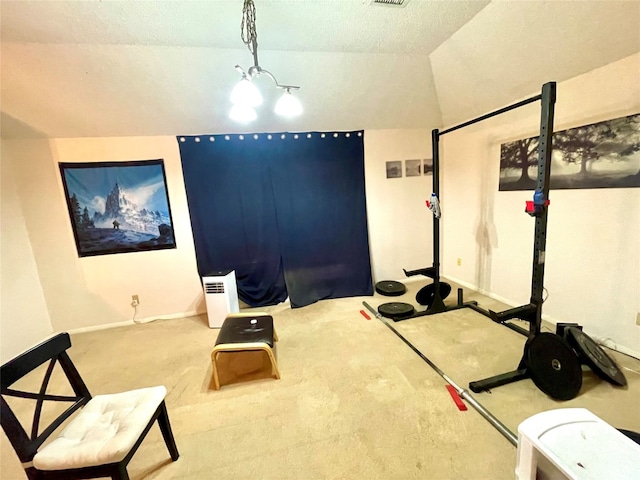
[{"xmin": 516, "ymin": 408, "xmax": 640, "ymax": 480}]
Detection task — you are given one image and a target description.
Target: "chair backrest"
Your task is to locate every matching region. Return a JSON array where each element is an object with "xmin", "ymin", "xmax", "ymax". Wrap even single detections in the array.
[{"xmin": 1, "ymin": 333, "xmax": 91, "ymax": 463}]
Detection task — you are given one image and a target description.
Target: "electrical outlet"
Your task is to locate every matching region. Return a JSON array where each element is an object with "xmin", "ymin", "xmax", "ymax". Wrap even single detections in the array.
[
  {"xmin": 457, "ymin": 258, "xmax": 462, "ymax": 266},
  {"xmin": 131, "ymin": 294, "xmax": 139, "ymax": 307}
]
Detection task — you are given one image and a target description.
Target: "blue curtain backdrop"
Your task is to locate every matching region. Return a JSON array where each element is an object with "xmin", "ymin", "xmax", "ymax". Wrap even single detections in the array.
[{"xmin": 179, "ymin": 131, "xmax": 373, "ymax": 308}]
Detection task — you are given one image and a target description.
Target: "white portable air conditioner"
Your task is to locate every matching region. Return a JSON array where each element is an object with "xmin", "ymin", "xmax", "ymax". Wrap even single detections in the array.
[{"xmin": 202, "ymin": 270, "xmax": 239, "ymax": 328}]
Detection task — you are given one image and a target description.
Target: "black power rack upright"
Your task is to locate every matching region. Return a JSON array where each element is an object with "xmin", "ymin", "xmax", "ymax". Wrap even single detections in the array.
[{"xmin": 413, "ymin": 81, "xmax": 557, "ymax": 393}]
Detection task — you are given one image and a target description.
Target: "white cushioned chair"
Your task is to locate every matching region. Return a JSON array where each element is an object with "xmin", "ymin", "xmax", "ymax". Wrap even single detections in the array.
[{"xmin": 1, "ymin": 333, "xmax": 179, "ymax": 480}]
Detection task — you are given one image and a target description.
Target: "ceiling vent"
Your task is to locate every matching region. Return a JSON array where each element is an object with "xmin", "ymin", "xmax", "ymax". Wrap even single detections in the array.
[{"xmin": 368, "ymin": 0, "xmax": 411, "ymax": 7}]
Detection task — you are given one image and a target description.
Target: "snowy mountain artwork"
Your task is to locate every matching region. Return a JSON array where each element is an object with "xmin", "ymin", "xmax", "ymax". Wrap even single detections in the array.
[{"xmin": 59, "ymin": 160, "xmax": 176, "ymax": 257}]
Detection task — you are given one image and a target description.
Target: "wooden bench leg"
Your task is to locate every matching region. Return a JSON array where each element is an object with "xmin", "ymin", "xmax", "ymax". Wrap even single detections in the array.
[
  {"xmin": 211, "ymin": 351, "xmax": 221, "ymax": 390},
  {"xmin": 211, "ymin": 341, "xmax": 279, "ymax": 390},
  {"xmin": 265, "ymin": 346, "xmax": 280, "ymax": 380}
]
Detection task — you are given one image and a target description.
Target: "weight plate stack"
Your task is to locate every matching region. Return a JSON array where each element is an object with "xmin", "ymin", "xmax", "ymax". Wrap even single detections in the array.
[
  {"xmin": 566, "ymin": 327, "xmax": 627, "ymax": 387},
  {"xmin": 375, "ymin": 281, "xmax": 407, "ymax": 297},
  {"xmin": 378, "ymin": 302, "xmax": 415, "ymax": 321},
  {"xmin": 527, "ymin": 333, "xmax": 583, "ymax": 401}
]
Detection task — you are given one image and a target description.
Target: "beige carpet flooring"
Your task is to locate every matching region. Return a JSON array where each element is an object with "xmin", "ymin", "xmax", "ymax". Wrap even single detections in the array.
[{"xmin": 2, "ymin": 281, "xmax": 639, "ymax": 479}]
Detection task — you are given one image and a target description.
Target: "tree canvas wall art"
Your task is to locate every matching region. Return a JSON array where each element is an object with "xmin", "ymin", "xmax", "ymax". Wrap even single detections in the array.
[
  {"xmin": 60, "ymin": 160, "xmax": 176, "ymax": 257},
  {"xmin": 499, "ymin": 113, "xmax": 640, "ymax": 191}
]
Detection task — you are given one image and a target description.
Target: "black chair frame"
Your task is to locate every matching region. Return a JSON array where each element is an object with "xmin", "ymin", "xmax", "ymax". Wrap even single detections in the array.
[{"xmin": 1, "ymin": 333, "xmax": 179, "ymax": 480}]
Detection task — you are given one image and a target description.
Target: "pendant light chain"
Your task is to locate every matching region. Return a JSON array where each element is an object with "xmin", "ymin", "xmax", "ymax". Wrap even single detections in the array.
[
  {"xmin": 241, "ymin": 0, "xmax": 257, "ymax": 56},
  {"xmin": 230, "ymin": 0, "xmax": 302, "ymax": 122}
]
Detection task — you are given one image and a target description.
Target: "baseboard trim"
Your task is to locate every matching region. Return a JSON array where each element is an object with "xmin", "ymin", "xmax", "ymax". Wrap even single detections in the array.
[
  {"xmin": 440, "ymin": 274, "xmax": 519, "ymax": 307},
  {"xmin": 66, "ymin": 310, "xmax": 205, "ymax": 334},
  {"xmin": 590, "ymin": 336, "xmax": 640, "ymax": 361},
  {"xmin": 441, "ymin": 274, "xmax": 640, "ymax": 360},
  {"xmin": 133, "ymin": 309, "xmax": 205, "ymax": 325},
  {"xmin": 391, "ymin": 275, "xmax": 438, "ymax": 285}
]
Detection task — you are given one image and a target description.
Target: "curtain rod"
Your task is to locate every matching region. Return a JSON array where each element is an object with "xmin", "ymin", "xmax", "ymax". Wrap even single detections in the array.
[{"xmin": 179, "ymin": 131, "xmax": 363, "ymax": 143}]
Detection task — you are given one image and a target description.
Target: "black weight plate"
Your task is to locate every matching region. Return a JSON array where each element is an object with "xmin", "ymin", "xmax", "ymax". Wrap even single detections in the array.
[
  {"xmin": 375, "ymin": 280, "xmax": 407, "ymax": 297},
  {"xmin": 415, "ymin": 282, "xmax": 452, "ymax": 306},
  {"xmin": 527, "ymin": 333, "xmax": 583, "ymax": 401},
  {"xmin": 378, "ymin": 302, "xmax": 415, "ymax": 321},
  {"xmin": 566, "ymin": 327, "xmax": 627, "ymax": 387}
]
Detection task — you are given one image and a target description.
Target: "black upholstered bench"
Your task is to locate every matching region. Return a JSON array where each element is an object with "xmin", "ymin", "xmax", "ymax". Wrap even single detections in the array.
[{"xmin": 211, "ymin": 313, "xmax": 280, "ymax": 390}]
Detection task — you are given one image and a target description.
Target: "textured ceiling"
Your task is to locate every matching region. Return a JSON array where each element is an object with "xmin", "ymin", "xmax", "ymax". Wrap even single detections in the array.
[{"xmin": 1, "ymin": 0, "xmax": 639, "ymax": 139}]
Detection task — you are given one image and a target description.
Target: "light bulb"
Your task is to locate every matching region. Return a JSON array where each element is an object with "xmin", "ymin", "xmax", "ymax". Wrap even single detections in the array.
[
  {"xmin": 274, "ymin": 90, "xmax": 302, "ymax": 117},
  {"xmin": 230, "ymin": 77, "xmax": 263, "ymax": 107},
  {"xmin": 229, "ymin": 104, "xmax": 257, "ymax": 123}
]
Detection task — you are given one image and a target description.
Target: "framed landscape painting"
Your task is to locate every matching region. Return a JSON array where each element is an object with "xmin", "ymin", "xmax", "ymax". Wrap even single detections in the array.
[{"xmin": 59, "ymin": 160, "xmax": 176, "ymax": 257}]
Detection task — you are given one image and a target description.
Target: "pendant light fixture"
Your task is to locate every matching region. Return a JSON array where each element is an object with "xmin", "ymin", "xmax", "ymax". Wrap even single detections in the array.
[{"xmin": 229, "ymin": 0, "xmax": 302, "ymax": 123}]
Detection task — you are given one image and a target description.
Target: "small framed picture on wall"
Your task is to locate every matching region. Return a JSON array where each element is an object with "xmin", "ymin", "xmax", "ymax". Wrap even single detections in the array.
[
  {"xmin": 386, "ymin": 161, "xmax": 402, "ymax": 178},
  {"xmin": 423, "ymin": 158, "xmax": 434, "ymax": 175},
  {"xmin": 406, "ymin": 159, "xmax": 421, "ymax": 177}
]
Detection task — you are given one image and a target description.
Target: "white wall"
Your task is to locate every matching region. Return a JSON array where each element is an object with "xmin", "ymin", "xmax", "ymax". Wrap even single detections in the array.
[
  {"xmin": 3, "ymin": 136, "xmax": 205, "ymax": 336},
  {"xmin": 3, "ymin": 55, "xmax": 638, "ymax": 358},
  {"xmin": 441, "ymin": 54, "xmax": 640, "ymax": 356},
  {"xmin": 1, "ymin": 144, "xmax": 53, "ymax": 362},
  {"xmin": 2, "ymin": 129, "xmax": 438, "ymax": 350},
  {"xmin": 364, "ymin": 129, "xmax": 434, "ymax": 282}
]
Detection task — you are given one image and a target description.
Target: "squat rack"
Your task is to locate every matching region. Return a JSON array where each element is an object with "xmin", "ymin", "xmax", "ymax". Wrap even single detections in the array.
[
  {"xmin": 368, "ymin": 83, "xmax": 556, "ymax": 444},
  {"xmin": 419, "ymin": 82, "xmax": 557, "ymax": 392}
]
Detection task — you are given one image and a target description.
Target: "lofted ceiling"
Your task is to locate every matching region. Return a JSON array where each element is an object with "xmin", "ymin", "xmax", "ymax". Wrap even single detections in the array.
[{"xmin": 1, "ymin": 0, "xmax": 639, "ymax": 139}]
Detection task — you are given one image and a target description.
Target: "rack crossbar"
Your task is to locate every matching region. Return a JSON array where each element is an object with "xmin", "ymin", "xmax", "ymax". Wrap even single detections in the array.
[{"xmin": 439, "ymin": 95, "xmax": 542, "ymax": 136}]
